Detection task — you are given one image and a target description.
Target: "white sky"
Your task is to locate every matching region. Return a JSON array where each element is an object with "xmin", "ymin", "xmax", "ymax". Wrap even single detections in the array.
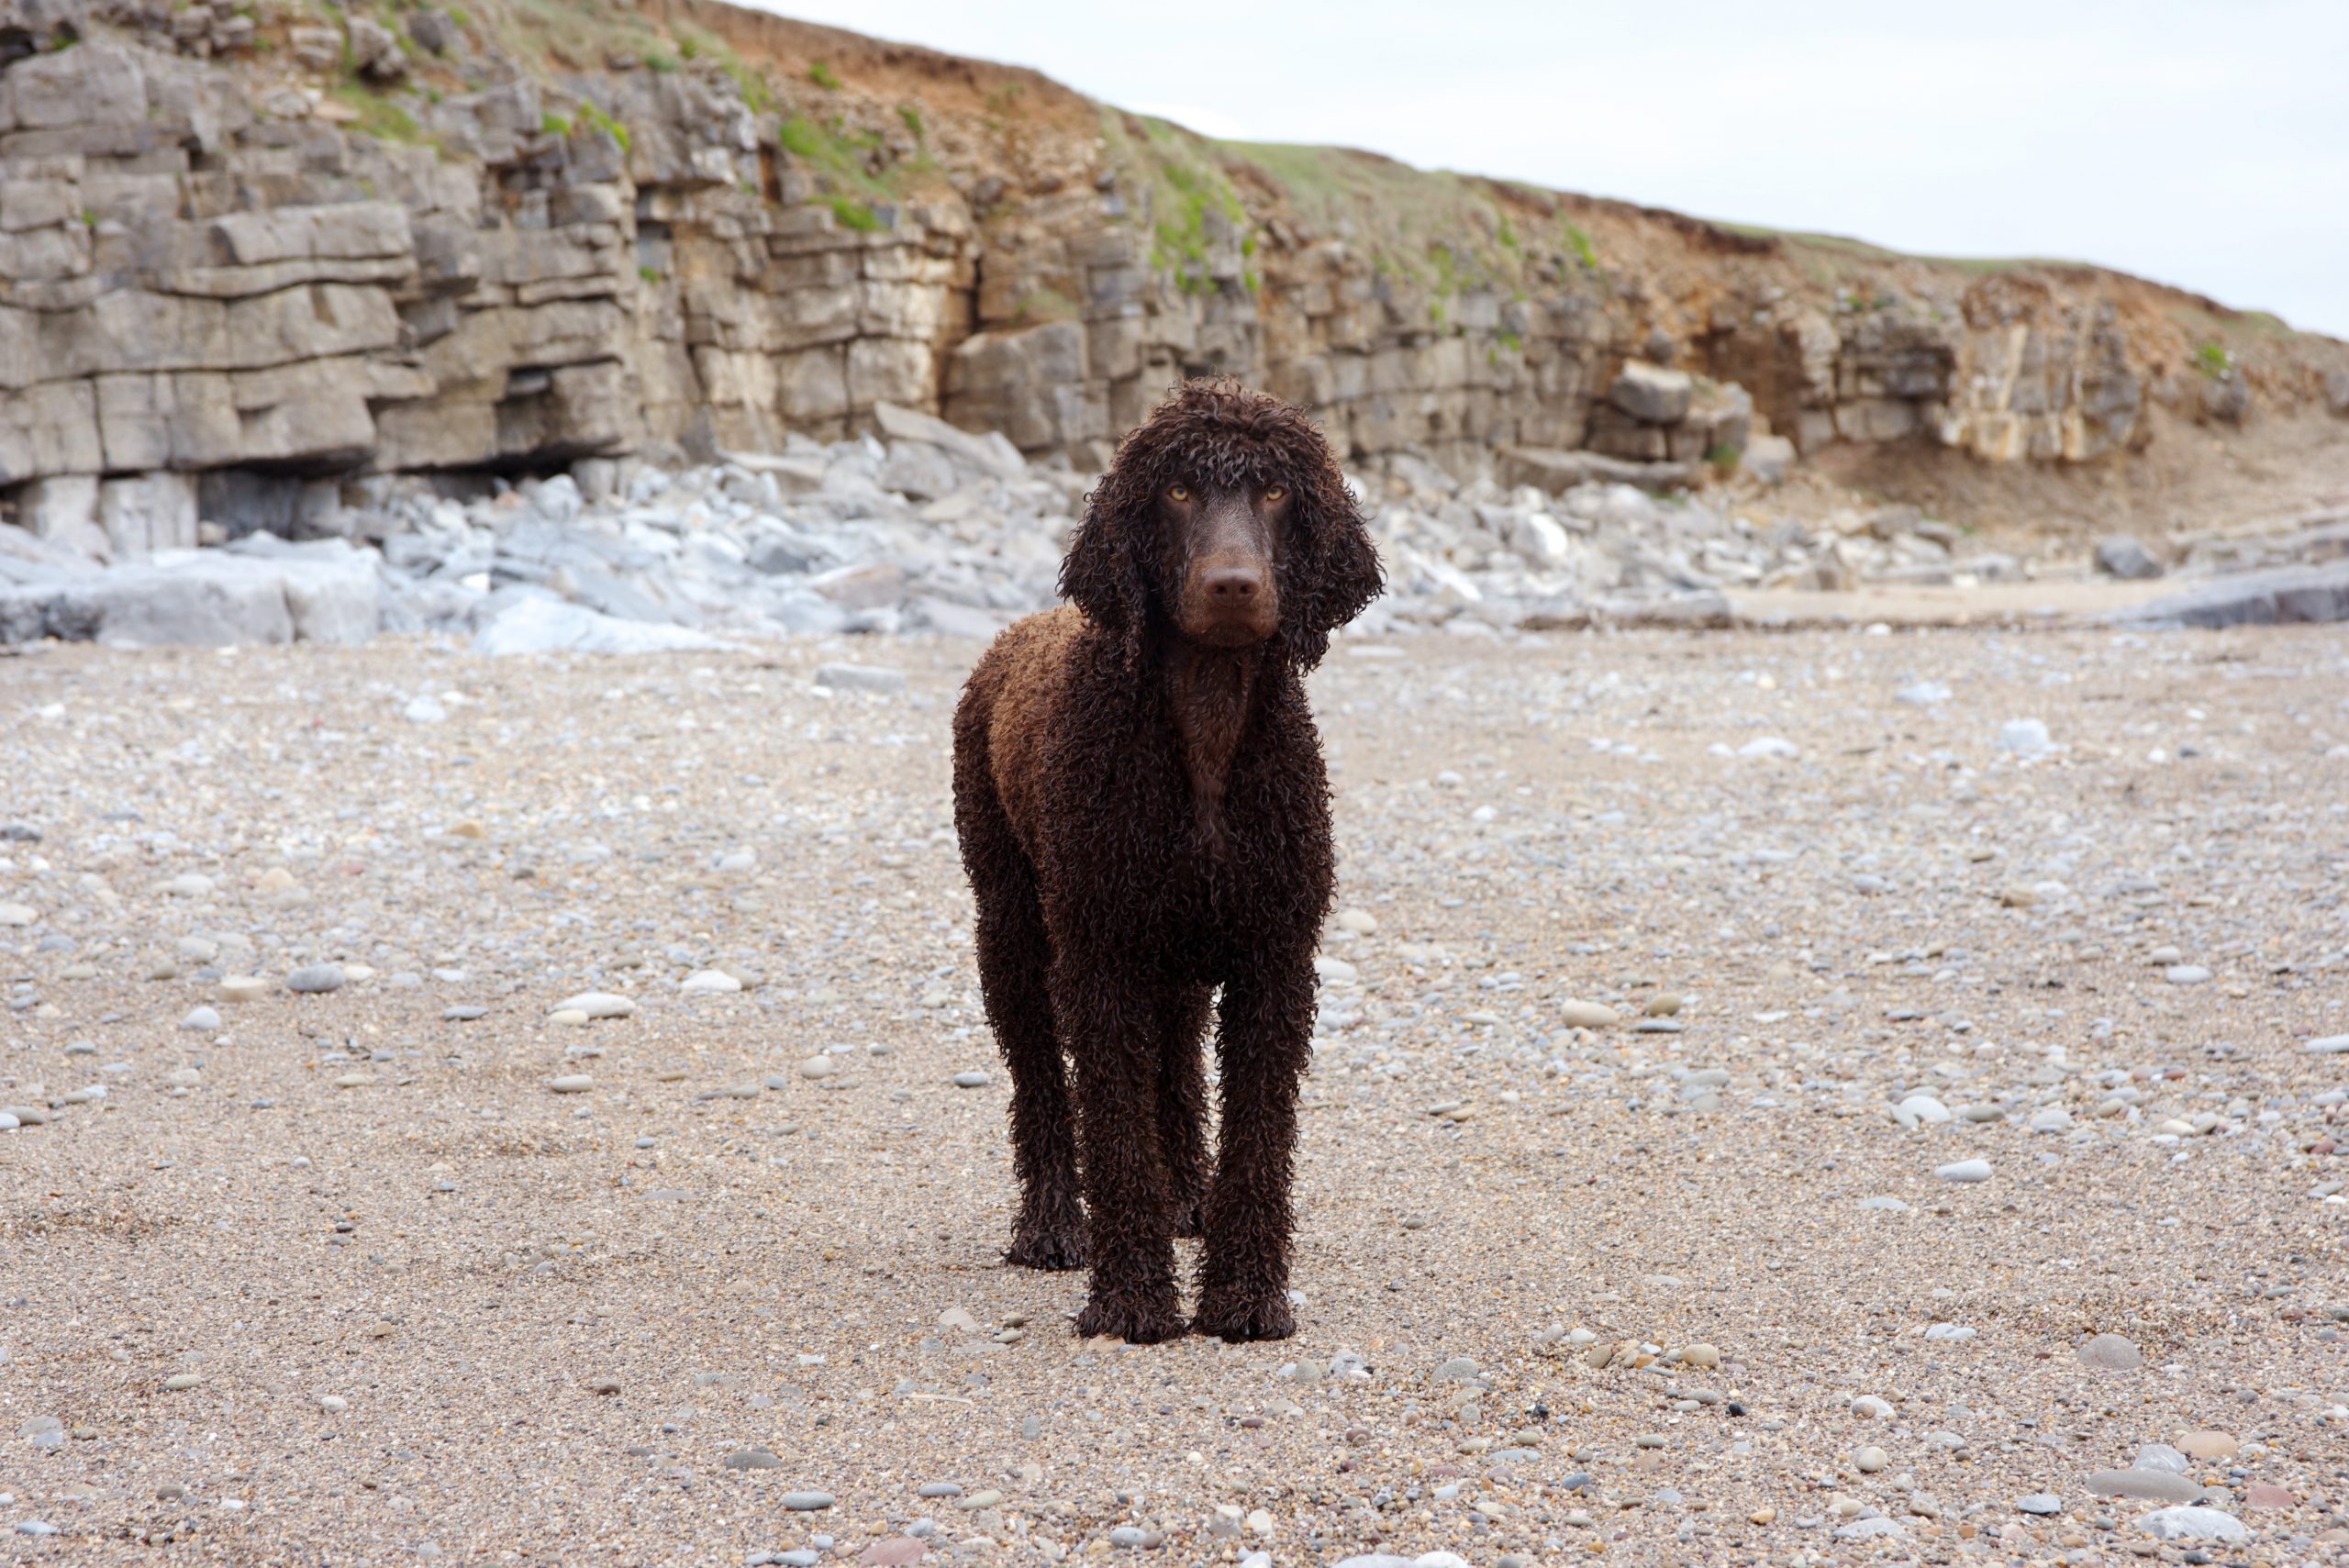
[{"xmin": 763, "ymin": 0, "xmax": 2349, "ymax": 339}]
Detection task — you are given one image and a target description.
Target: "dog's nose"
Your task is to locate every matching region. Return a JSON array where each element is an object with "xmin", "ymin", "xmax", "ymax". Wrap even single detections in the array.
[{"xmin": 1203, "ymin": 565, "xmax": 1265, "ymax": 601}]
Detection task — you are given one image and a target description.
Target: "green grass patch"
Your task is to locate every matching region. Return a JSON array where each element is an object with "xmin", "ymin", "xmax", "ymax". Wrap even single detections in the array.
[
  {"xmin": 828, "ymin": 194, "xmax": 882, "ymax": 232},
  {"xmin": 330, "ymin": 80, "xmax": 420, "ymax": 142},
  {"xmin": 2193, "ymin": 341, "xmax": 2232, "ymax": 378},
  {"xmin": 808, "ymin": 60, "xmax": 840, "ymax": 89}
]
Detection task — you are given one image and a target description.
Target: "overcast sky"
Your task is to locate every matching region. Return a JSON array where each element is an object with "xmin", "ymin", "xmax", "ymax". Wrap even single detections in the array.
[{"xmin": 765, "ymin": 0, "xmax": 2349, "ymax": 339}]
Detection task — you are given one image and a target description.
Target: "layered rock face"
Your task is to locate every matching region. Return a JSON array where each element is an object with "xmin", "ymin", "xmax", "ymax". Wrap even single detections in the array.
[{"xmin": 4, "ymin": 0, "xmax": 2343, "ymax": 554}]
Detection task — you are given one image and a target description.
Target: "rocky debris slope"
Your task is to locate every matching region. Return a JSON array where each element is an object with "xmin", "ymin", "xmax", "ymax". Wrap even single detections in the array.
[
  {"xmin": 11, "ymin": 410, "xmax": 2349, "ymax": 648},
  {"xmin": 4, "ymin": 0, "xmax": 2346, "ymax": 548}
]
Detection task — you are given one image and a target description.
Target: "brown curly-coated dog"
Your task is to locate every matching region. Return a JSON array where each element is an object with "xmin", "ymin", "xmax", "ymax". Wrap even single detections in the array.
[{"xmin": 952, "ymin": 380, "xmax": 1384, "ymax": 1343}]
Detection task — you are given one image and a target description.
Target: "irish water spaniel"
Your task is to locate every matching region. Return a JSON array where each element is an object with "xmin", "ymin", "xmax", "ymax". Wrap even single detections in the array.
[{"xmin": 952, "ymin": 380, "xmax": 1384, "ymax": 1343}]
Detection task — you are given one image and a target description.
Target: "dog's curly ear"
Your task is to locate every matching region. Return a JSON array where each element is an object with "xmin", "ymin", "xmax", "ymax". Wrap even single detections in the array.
[
  {"xmin": 1061, "ymin": 460, "xmax": 1152, "ymax": 668},
  {"xmin": 1276, "ymin": 423, "xmax": 1384, "ymax": 670}
]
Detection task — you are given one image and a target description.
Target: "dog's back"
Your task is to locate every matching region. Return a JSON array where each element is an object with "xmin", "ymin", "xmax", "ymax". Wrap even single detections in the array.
[{"xmin": 952, "ymin": 604, "xmax": 1088, "ymax": 865}]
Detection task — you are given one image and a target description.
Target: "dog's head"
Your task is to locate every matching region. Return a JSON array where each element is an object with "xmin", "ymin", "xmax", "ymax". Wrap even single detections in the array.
[{"xmin": 1062, "ymin": 381, "xmax": 1384, "ymax": 669}]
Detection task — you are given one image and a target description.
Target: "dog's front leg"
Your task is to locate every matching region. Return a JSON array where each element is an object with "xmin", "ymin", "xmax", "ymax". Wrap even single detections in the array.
[
  {"xmin": 1192, "ymin": 946, "xmax": 1314, "ymax": 1340},
  {"xmin": 1053, "ymin": 952, "xmax": 1186, "ymax": 1343}
]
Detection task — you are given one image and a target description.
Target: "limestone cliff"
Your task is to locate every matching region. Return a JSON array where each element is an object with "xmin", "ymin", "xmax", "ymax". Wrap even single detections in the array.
[{"xmin": 6, "ymin": 0, "xmax": 2346, "ymax": 553}]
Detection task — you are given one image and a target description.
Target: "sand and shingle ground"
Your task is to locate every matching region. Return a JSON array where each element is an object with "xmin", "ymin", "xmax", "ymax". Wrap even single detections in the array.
[{"xmin": 2, "ymin": 624, "xmax": 2345, "ymax": 1566}]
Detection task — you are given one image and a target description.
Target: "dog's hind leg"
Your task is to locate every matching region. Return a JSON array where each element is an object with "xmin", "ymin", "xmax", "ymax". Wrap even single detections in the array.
[
  {"xmin": 963, "ymin": 802, "xmax": 1087, "ymax": 1271},
  {"xmin": 1157, "ymin": 984, "xmax": 1213, "ymax": 1240}
]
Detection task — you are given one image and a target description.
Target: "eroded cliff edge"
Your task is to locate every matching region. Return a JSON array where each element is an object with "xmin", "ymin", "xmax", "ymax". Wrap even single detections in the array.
[{"xmin": 6, "ymin": 0, "xmax": 2346, "ymax": 554}]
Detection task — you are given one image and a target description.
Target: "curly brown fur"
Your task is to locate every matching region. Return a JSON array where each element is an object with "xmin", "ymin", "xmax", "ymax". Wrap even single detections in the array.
[{"xmin": 952, "ymin": 381, "xmax": 1382, "ymax": 1342}]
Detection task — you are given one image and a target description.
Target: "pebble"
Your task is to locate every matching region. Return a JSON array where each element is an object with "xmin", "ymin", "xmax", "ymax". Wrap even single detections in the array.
[
  {"xmin": 781, "ymin": 1491, "xmax": 835, "ymax": 1510},
  {"xmin": 2138, "ymin": 1506, "xmax": 2248, "ymax": 1543},
  {"xmin": 1557, "ymin": 1000, "xmax": 1619, "ymax": 1029},
  {"xmin": 724, "ymin": 1448, "xmax": 785, "ymax": 1470},
  {"xmin": 554, "ymin": 991, "xmax": 637, "ymax": 1018},
  {"xmin": 1643, "ymin": 992, "xmax": 1684, "ymax": 1017},
  {"xmin": 1336, "ymin": 907, "xmax": 1378, "ymax": 935},
  {"xmin": 2076, "ymin": 1333, "xmax": 2143, "ymax": 1370},
  {"xmin": 1854, "ymin": 1446, "xmax": 1888, "ymax": 1473},
  {"xmin": 403, "ymin": 695, "xmax": 448, "ymax": 724},
  {"xmin": 549, "ymin": 1075, "xmax": 593, "ymax": 1094},
  {"xmin": 1935, "ymin": 1159, "xmax": 1993, "ymax": 1183},
  {"xmin": 162, "ymin": 1373, "xmax": 203, "ymax": 1390},
  {"xmin": 1998, "ymin": 718, "xmax": 2053, "ymax": 754},
  {"xmin": 814, "ymin": 664, "xmax": 907, "ymax": 692},
  {"xmin": 2087, "ymin": 1470, "xmax": 2204, "ymax": 1504},
  {"xmin": 286, "ymin": 962, "xmax": 347, "ymax": 994},
  {"xmin": 179, "ymin": 1006, "xmax": 221, "ymax": 1031},
  {"xmin": 2164, "ymin": 964, "xmax": 2211, "ymax": 985},
  {"xmin": 587, "ymin": 1377, "xmax": 620, "ymax": 1396},
  {"xmin": 2133, "ymin": 1444, "xmax": 2190, "ymax": 1474},
  {"xmin": 801, "ymin": 1056, "xmax": 840, "ymax": 1080},
  {"xmin": 1679, "ymin": 1341, "xmax": 1720, "ymax": 1368},
  {"xmin": 319, "ymin": 1396, "xmax": 347, "ymax": 1411},
  {"xmin": 1955, "ymin": 1103, "xmax": 2005, "ymax": 1122},
  {"xmin": 1851, "ymin": 1396, "xmax": 1893, "ymax": 1418},
  {"xmin": 0, "ymin": 902, "xmax": 36, "ymax": 927},
  {"xmin": 680, "ymin": 969, "xmax": 742, "ymax": 994},
  {"xmin": 218, "ymin": 975, "xmax": 269, "ymax": 1004},
  {"xmin": 952, "ymin": 1070, "xmax": 991, "ymax": 1088},
  {"xmin": 956, "ymin": 1489, "xmax": 1003, "ymax": 1510},
  {"xmin": 2243, "ymin": 1483, "xmax": 2294, "ymax": 1508},
  {"xmin": 917, "ymin": 1482, "xmax": 963, "ymax": 1498},
  {"xmin": 2175, "ymin": 1430, "xmax": 2237, "ymax": 1462},
  {"xmin": 860, "ymin": 1540, "xmax": 928, "ymax": 1567},
  {"xmin": 443, "ymin": 1005, "xmax": 488, "ymax": 1021},
  {"xmin": 1834, "ymin": 1517, "xmax": 1903, "ymax": 1540},
  {"xmin": 2018, "ymin": 1494, "xmax": 2063, "ymax": 1515},
  {"xmin": 1897, "ymin": 1094, "xmax": 1952, "ymax": 1124},
  {"xmin": 2304, "ymin": 1033, "xmax": 2349, "ymax": 1054}
]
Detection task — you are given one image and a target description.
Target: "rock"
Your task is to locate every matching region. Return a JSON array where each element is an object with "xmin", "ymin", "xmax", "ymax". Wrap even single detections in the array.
[
  {"xmin": 1935, "ymin": 1159, "xmax": 1993, "ymax": 1184},
  {"xmin": 1851, "ymin": 1396, "xmax": 1894, "ymax": 1418},
  {"xmin": 680, "ymin": 969, "xmax": 742, "ymax": 995},
  {"xmin": 860, "ymin": 1540, "xmax": 928, "ymax": 1566},
  {"xmin": 286, "ymin": 962, "xmax": 347, "ymax": 994},
  {"xmin": 1741, "ymin": 434, "xmax": 1795, "ymax": 484},
  {"xmin": 1431, "ymin": 1356, "xmax": 1481, "ymax": 1384},
  {"xmin": 2114, "ymin": 560, "xmax": 2349, "ymax": 628},
  {"xmin": 1558, "ymin": 1000, "xmax": 1620, "ymax": 1029},
  {"xmin": 179, "ymin": 1006, "xmax": 222, "ymax": 1031},
  {"xmin": 2132, "ymin": 1444, "xmax": 2190, "ymax": 1474},
  {"xmin": 1998, "ymin": 719, "xmax": 2053, "ymax": 755},
  {"xmin": 2175, "ymin": 1430, "xmax": 2237, "ymax": 1462},
  {"xmin": 813, "ymin": 663, "xmax": 908, "ymax": 693},
  {"xmin": 2088, "ymin": 1471, "xmax": 2205, "ymax": 1504},
  {"xmin": 2306, "ymin": 1035, "xmax": 2349, "ymax": 1055},
  {"xmin": 724, "ymin": 1448, "xmax": 785, "ymax": 1470},
  {"xmin": 1834, "ymin": 1517, "xmax": 1902, "ymax": 1540},
  {"xmin": 0, "ymin": 541, "xmax": 382, "ymax": 648},
  {"xmin": 2164, "ymin": 964, "xmax": 2211, "ymax": 984},
  {"xmin": 952, "ymin": 1070, "xmax": 990, "ymax": 1088},
  {"xmin": 474, "ymin": 598, "xmax": 738, "ymax": 657},
  {"xmin": 1679, "ymin": 1341, "xmax": 1720, "ymax": 1368},
  {"xmin": 403, "ymin": 695, "xmax": 448, "ymax": 725},
  {"xmin": 2076, "ymin": 1333, "xmax": 2143, "ymax": 1371},
  {"xmin": 2095, "ymin": 536, "xmax": 2165, "ymax": 580},
  {"xmin": 2018, "ymin": 1494, "xmax": 2063, "ymax": 1516},
  {"xmin": 2243, "ymin": 1483, "xmax": 2294, "ymax": 1508},
  {"xmin": 552, "ymin": 992, "xmax": 637, "ymax": 1019},
  {"xmin": 1898, "ymin": 1095, "xmax": 1953, "ymax": 1125},
  {"xmin": 1854, "ymin": 1447, "xmax": 1890, "ymax": 1474},
  {"xmin": 1609, "ymin": 361, "xmax": 1695, "ymax": 425},
  {"xmin": 0, "ymin": 902, "xmax": 38, "ymax": 927},
  {"xmin": 801, "ymin": 1055, "xmax": 840, "ymax": 1080},
  {"xmin": 2138, "ymin": 1507, "xmax": 2248, "ymax": 1543},
  {"xmin": 548, "ymin": 1075, "xmax": 593, "ymax": 1094},
  {"xmin": 218, "ymin": 975, "xmax": 270, "ymax": 1004}
]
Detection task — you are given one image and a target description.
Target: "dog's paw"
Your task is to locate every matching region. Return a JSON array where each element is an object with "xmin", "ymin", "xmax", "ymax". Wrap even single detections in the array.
[
  {"xmin": 1004, "ymin": 1224, "xmax": 1088, "ymax": 1271},
  {"xmin": 1192, "ymin": 1288, "xmax": 1295, "ymax": 1342},
  {"xmin": 1074, "ymin": 1289, "xmax": 1187, "ymax": 1344}
]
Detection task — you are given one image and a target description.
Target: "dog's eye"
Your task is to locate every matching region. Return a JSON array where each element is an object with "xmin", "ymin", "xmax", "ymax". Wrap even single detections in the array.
[
  {"xmin": 1168, "ymin": 484, "xmax": 1190, "ymax": 502},
  {"xmin": 1264, "ymin": 484, "xmax": 1286, "ymax": 502}
]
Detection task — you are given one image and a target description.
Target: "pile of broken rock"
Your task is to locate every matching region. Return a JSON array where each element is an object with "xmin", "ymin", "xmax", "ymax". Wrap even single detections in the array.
[{"xmin": 6, "ymin": 405, "xmax": 2348, "ymax": 650}]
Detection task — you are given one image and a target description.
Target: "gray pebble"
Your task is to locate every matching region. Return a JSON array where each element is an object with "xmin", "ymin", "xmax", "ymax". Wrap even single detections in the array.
[
  {"xmin": 1934, "ymin": 1158, "xmax": 1993, "ymax": 1183},
  {"xmin": 287, "ymin": 962, "xmax": 347, "ymax": 995},
  {"xmin": 777, "ymin": 1551, "xmax": 820, "ymax": 1566},
  {"xmin": 442, "ymin": 1005, "xmax": 488, "ymax": 1021},
  {"xmin": 2076, "ymin": 1332, "xmax": 2143, "ymax": 1371},
  {"xmin": 918, "ymin": 1482, "xmax": 963, "ymax": 1498},
  {"xmin": 781, "ymin": 1491, "xmax": 834, "ymax": 1510},
  {"xmin": 725, "ymin": 1448, "xmax": 785, "ymax": 1470},
  {"xmin": 2018, "ymin": 1494, "xmax": 2063, "ymax": 1515},
  {"xmin": 952, "ymin": 1070, "xmax": 991, "ymax": 1088},
  {"xmin": 179, "ymin": 1006, "xmax": 221, "ymax": 1031}
]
